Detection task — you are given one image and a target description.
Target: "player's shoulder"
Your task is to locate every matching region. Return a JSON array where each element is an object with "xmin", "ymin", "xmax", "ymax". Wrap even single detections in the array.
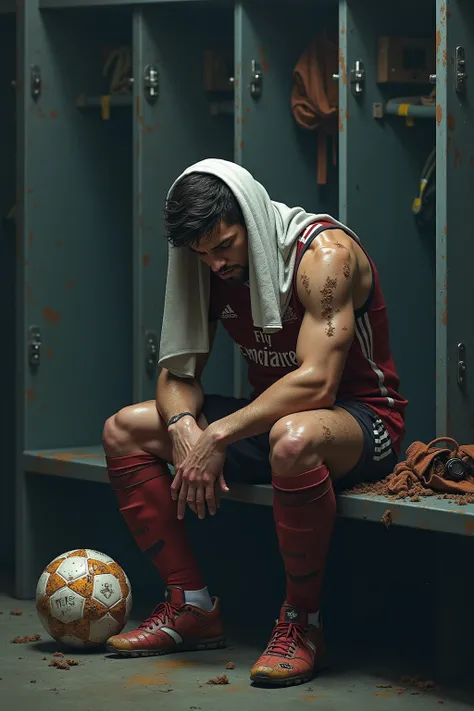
[
  {"xmin": 301, "ymin": 226, "xmax": 354, "ymax": 253},
  {"xmin": 298, "ymin": 228, "xmax": 354, "ymax": 278}
]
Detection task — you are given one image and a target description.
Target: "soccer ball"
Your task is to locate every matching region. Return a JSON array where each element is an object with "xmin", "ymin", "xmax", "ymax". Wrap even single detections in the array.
[{"xmin": 36, "ymin": 548, "xmax": 132, "ymax": 648}]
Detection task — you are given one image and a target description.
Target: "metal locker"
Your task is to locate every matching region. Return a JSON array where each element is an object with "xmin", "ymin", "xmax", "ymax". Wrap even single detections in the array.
[
  {"xmin": 339, "ymin": 0, "xmax": 437, "ymax": 450},
  {"xmin": 435, "ymin": 0, "xmax": 474, "ymax": 443},
  {"xmin": 133, "ymin": 3, "xmax": 236, "ymax": 404},
  {"xmin": 234, "ymin": 1, "xmax": 338, "ymax": 213},
  {"xmin": 16, "ymin": 1, "xmax": 135, "ymax": 597},
  {"xmin": 234, "ymin": 0, "xmax": 339, "ymax": 396},
  {"xmin": 0, "ymin": 2, "xmax": 16, "ymax": 573},
  {"xmin": 15, "ymin": 0, "xmax": 238, "ymax": 598}
]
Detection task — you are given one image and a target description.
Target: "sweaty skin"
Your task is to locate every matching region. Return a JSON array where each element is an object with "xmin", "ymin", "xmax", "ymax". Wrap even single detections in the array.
[{"xmin": 170, "ymin": 228, "xmax": 373, "ymax": 518}]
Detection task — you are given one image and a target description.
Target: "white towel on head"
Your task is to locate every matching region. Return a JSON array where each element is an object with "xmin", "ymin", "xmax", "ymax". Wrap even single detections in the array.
[{"xmin": 158, "ymin": 158, "xmax": 356, "ymax": 378}]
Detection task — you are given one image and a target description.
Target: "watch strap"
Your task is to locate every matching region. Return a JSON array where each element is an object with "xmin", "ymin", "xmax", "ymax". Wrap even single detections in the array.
[{"xmin": 167, "ymin": 412, "xmax": 195, "ymax": 428}]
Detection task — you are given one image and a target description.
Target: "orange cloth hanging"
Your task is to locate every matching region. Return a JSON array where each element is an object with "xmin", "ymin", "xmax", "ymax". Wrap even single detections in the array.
[{"xmin": 291, "ymin": 32, "xmax": 339, "ymax": 185}]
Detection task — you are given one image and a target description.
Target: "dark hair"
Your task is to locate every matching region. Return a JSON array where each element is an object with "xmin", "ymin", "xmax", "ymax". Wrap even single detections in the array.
[{"xmin": 164, "ymin": 172, "xmax": 245, "ymax": 248}]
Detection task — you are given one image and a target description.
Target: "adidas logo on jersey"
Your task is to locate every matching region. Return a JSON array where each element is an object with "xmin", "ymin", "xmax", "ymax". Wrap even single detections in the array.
[
  {"xmin": 283, "ymin": 305, "xmax": 298, "ymax": 323},
  {"xmin": 221, "ymin": 304, "xmax": 238, "ymax": 319}
]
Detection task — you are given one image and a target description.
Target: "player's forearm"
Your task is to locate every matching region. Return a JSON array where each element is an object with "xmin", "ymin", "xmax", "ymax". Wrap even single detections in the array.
[
  {"xmin": 209, "ymin": 367, "xmax": 335, "ymax": 445},
  {"xmin": 155, "ymin": 368, "xmax": 205, "ymax": 424}
]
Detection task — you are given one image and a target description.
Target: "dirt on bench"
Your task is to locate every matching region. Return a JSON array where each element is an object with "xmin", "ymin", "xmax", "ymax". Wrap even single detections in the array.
[{"xmin": 347, "ymin": 474, "xmax": 474, "ymax": 505}]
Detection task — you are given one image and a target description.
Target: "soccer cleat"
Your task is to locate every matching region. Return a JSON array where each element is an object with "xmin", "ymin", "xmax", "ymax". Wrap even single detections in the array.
[
  {"xmin": 250, "ymin": 603, "xmax": 325, "ymax": 687},
  {"xmin": 106, "ymin": 586, "xmax": 225, "ymax": 657}
]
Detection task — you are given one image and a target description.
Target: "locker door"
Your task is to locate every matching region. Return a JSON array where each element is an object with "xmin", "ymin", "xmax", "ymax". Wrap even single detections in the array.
[
  {"xmin": 16, "ymin": 0, "xmax": 135, "ymax": 597},
  {"xmin": 436, "ymin": 0, "xmax": 474, "ymax": 441},
  {"xmin": 0, "ymin": 4, "xmax": 16, "ymax": 573},
  {"xmin": 132, "ymin": 9, "xmax": 163, "ymax": 403},
  {"xmin": 17, "ymin": 3, "xmax": 134, "ymax": 450},
  {"xmin": 339, "ymin": 0, "xmax": 437, "ymax": 449},
  {"xmin": 234, "ymin": 1, "xmax": 338, "ymax": 396},
  {"xmin": 133, "ymin": 4, "xmax": 235, "ymax": 403},
  {"xmin": 234, "ymin": 1, "xmax": 338, "ymax": 213}
]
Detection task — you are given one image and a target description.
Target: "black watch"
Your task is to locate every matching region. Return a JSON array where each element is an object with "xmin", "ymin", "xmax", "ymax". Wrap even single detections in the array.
[{"xmin": 167, "ymin": 412, "xmax": 195, "ymax": 428}]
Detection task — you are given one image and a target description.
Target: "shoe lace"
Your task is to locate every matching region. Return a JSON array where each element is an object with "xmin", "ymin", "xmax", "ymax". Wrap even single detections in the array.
[
  {"xmin": 266, "ymin": 621, "xmax": 306, "ymax": 657},
  {"xmin": 139, "ymin": 602, "xmax": 180, "ymax": 632}
]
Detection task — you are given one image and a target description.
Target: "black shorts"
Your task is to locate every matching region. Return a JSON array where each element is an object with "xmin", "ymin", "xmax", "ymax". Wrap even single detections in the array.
[{"xmin": 202, "ymin": 395, "xmax": 397, "ymax": 491}]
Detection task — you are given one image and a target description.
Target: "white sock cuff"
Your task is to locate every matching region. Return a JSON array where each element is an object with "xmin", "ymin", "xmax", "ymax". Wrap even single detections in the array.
[{"xmin": 184, "ymin": 586, "xmax": 213, "ymax": 612}]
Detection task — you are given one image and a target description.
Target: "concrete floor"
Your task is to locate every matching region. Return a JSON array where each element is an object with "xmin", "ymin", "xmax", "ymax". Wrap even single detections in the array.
[{"xmin": 1, "ymin": 590, "xmax": 474, "ymax": 711}]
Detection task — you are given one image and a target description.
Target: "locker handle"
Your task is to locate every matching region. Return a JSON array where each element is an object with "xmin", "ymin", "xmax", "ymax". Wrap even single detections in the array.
[
  {"xmin": 430, "ymin": 47, "xmax": 468, "ymax": 94},
  {"xmin": 250, "ymin": 60, "xmax": 263, "ymax": 99},
  {"xmin": 144, "ymin": 65, "xmax": 159, "ymax": 104},
  {"xmin": 350, "ymin": 60, "xmax": 365, "ymax": 97},
  {"xmin": 455, "ymin": 46, "xmax": 468, "ymax": 94},
  {"xmin": 30, "ymin": 65, "xmax": 41, "ymax": 100},
  {"xmin": 28, "ymin": 326, "xmax": 41, "ymax": 369},
  {"xmin": 458, "ymin": 343, "xmax": 467, "ymax": 387},
  {"xmin": 145, "ymin": 331, "xmax": 158, "ymax": 378}
]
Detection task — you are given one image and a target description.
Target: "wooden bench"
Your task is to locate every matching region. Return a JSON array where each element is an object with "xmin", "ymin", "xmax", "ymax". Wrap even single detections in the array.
[{"xmin": 22, "ymin": 446, "xmax": 474, "ymax": 538}]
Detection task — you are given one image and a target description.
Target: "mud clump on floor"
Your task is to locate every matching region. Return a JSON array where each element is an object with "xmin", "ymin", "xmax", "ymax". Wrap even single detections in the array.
[
  {"xmin": 10, "ymin": 609, "xmax": 23, "ymax": 616},
  {"xmin": 49, "ymin": 660, "xmax": 71, "ymax": 671},
  {"xmin": 225, "ymin": 662, "xmax": 235, "ymax": 670},
  {"xmin": 11, "ymin": 634, "xmax": 41, "ymax": 644},
  {"xmin": 207, "ymin": 675, "xmax": 230, "ymax": 685},
  {"xmin": 401, "ymin": 675, "xmax": 436, "ymax": 691},
  {"xmin": 49, "ymin": 656, "xmax": 79, "ymax": 671},
  {"xmin": 375, "ymin": 677, "xmax": 436, "ymax": 696},
  {"xmin": 381, "ymin": 510, "xmax": 392, "ymax": 528}
]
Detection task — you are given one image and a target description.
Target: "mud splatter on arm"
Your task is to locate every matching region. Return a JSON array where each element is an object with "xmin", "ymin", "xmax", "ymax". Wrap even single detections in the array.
[
  {"xmin": 300, "ymin": 271, "xmax": 312, "ymax": 296},
  {"xmin": 295, "ymin": 244, "xmax": 356, "ymax": 401},
  {"xmin": 204, "ymin": 244, "xmax": 357, "ymax": 443}
]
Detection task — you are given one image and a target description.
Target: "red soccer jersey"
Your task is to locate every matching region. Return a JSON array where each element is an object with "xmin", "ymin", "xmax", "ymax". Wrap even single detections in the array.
[{"xmin": 209, "ymin": 222, "xmax": 407, "ymax": 454}]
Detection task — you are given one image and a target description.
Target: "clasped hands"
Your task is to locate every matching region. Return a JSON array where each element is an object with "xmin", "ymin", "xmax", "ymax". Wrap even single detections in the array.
[{"xmin": 169, "ymin": 419, "xmax": 229, "ymax": 520}]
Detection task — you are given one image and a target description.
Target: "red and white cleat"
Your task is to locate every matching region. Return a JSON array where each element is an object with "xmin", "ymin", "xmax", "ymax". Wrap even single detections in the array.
[
  {"xmin": 106, "ymin": 586, "xmax": 225, "ymax": 657},
  {"xmin": 250, "ymin": 603, "xmax": 325, "ymax": 687}
]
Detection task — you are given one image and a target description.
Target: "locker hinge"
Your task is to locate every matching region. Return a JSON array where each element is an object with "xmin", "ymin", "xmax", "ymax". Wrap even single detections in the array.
[
  {"xmin": 145, "ymin": 330, "xmax": 158, "ymax": 378},
  {"xmin": 455, "ymin": 46, "xmax": 468, "ymax": 94},
  {"xmin": 28, "ymin": 326, "xmax": 41, "ymax": 368},
  {"xmin": 350, "ymin": 60, "xmax": 365, "ymax": 97},
  {"xmin": 30, "ymin": 65, "xmax": 41, "ymax": 100},
  {"xmin": 144, "ymin": 65, "xmax": 159, "ymax": 103},
  {"xmin": 250, "ymin": 60, "xmax": 263, "ymax": 99},
  {"xmin": 457, "ymin": 342, "xmax": 466, "ymax": 386}
]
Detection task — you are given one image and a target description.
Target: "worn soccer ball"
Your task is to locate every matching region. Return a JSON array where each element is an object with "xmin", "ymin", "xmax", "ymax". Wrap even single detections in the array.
[{"xmin": 36, "ymin": 549, "xmax": 132, "ymax": 648}]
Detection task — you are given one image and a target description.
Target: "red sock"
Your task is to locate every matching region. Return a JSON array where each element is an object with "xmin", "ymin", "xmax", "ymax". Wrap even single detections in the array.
[
  {"xmin": 106, "ymin": 453, "xmax": 204, "ymax": 590},
  {"xmin": 272, "ymin": 464, "xmax": 336, "ymax": 614}
]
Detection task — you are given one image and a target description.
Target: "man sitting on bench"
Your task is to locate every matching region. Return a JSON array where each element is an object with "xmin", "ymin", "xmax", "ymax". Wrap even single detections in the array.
[{"xmin": 102, "ymin": 159, "xmax": 407, "ymax": 687}]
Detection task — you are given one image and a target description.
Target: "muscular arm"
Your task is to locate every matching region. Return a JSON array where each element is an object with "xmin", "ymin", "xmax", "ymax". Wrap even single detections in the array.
[
  {"xmin": 209, "ymin": 243, "xmax": 356, "ymax": 445},
  {"xmin": 156, "ymin": 320, "xmax": 217, "ymax": 424}
]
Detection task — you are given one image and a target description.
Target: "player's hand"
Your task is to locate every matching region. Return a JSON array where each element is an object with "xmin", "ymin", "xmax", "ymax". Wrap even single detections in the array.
[
  {"xmin": 168, "ymin": 417, "xmax": 206, "ymax": 516},
  {"xmin": 168, "ymin": 416, "xmax": 203, "ymax": 473},
  {"xmin": 172, "ymin": 425, "xmax": 229, "ymax": 520}
]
